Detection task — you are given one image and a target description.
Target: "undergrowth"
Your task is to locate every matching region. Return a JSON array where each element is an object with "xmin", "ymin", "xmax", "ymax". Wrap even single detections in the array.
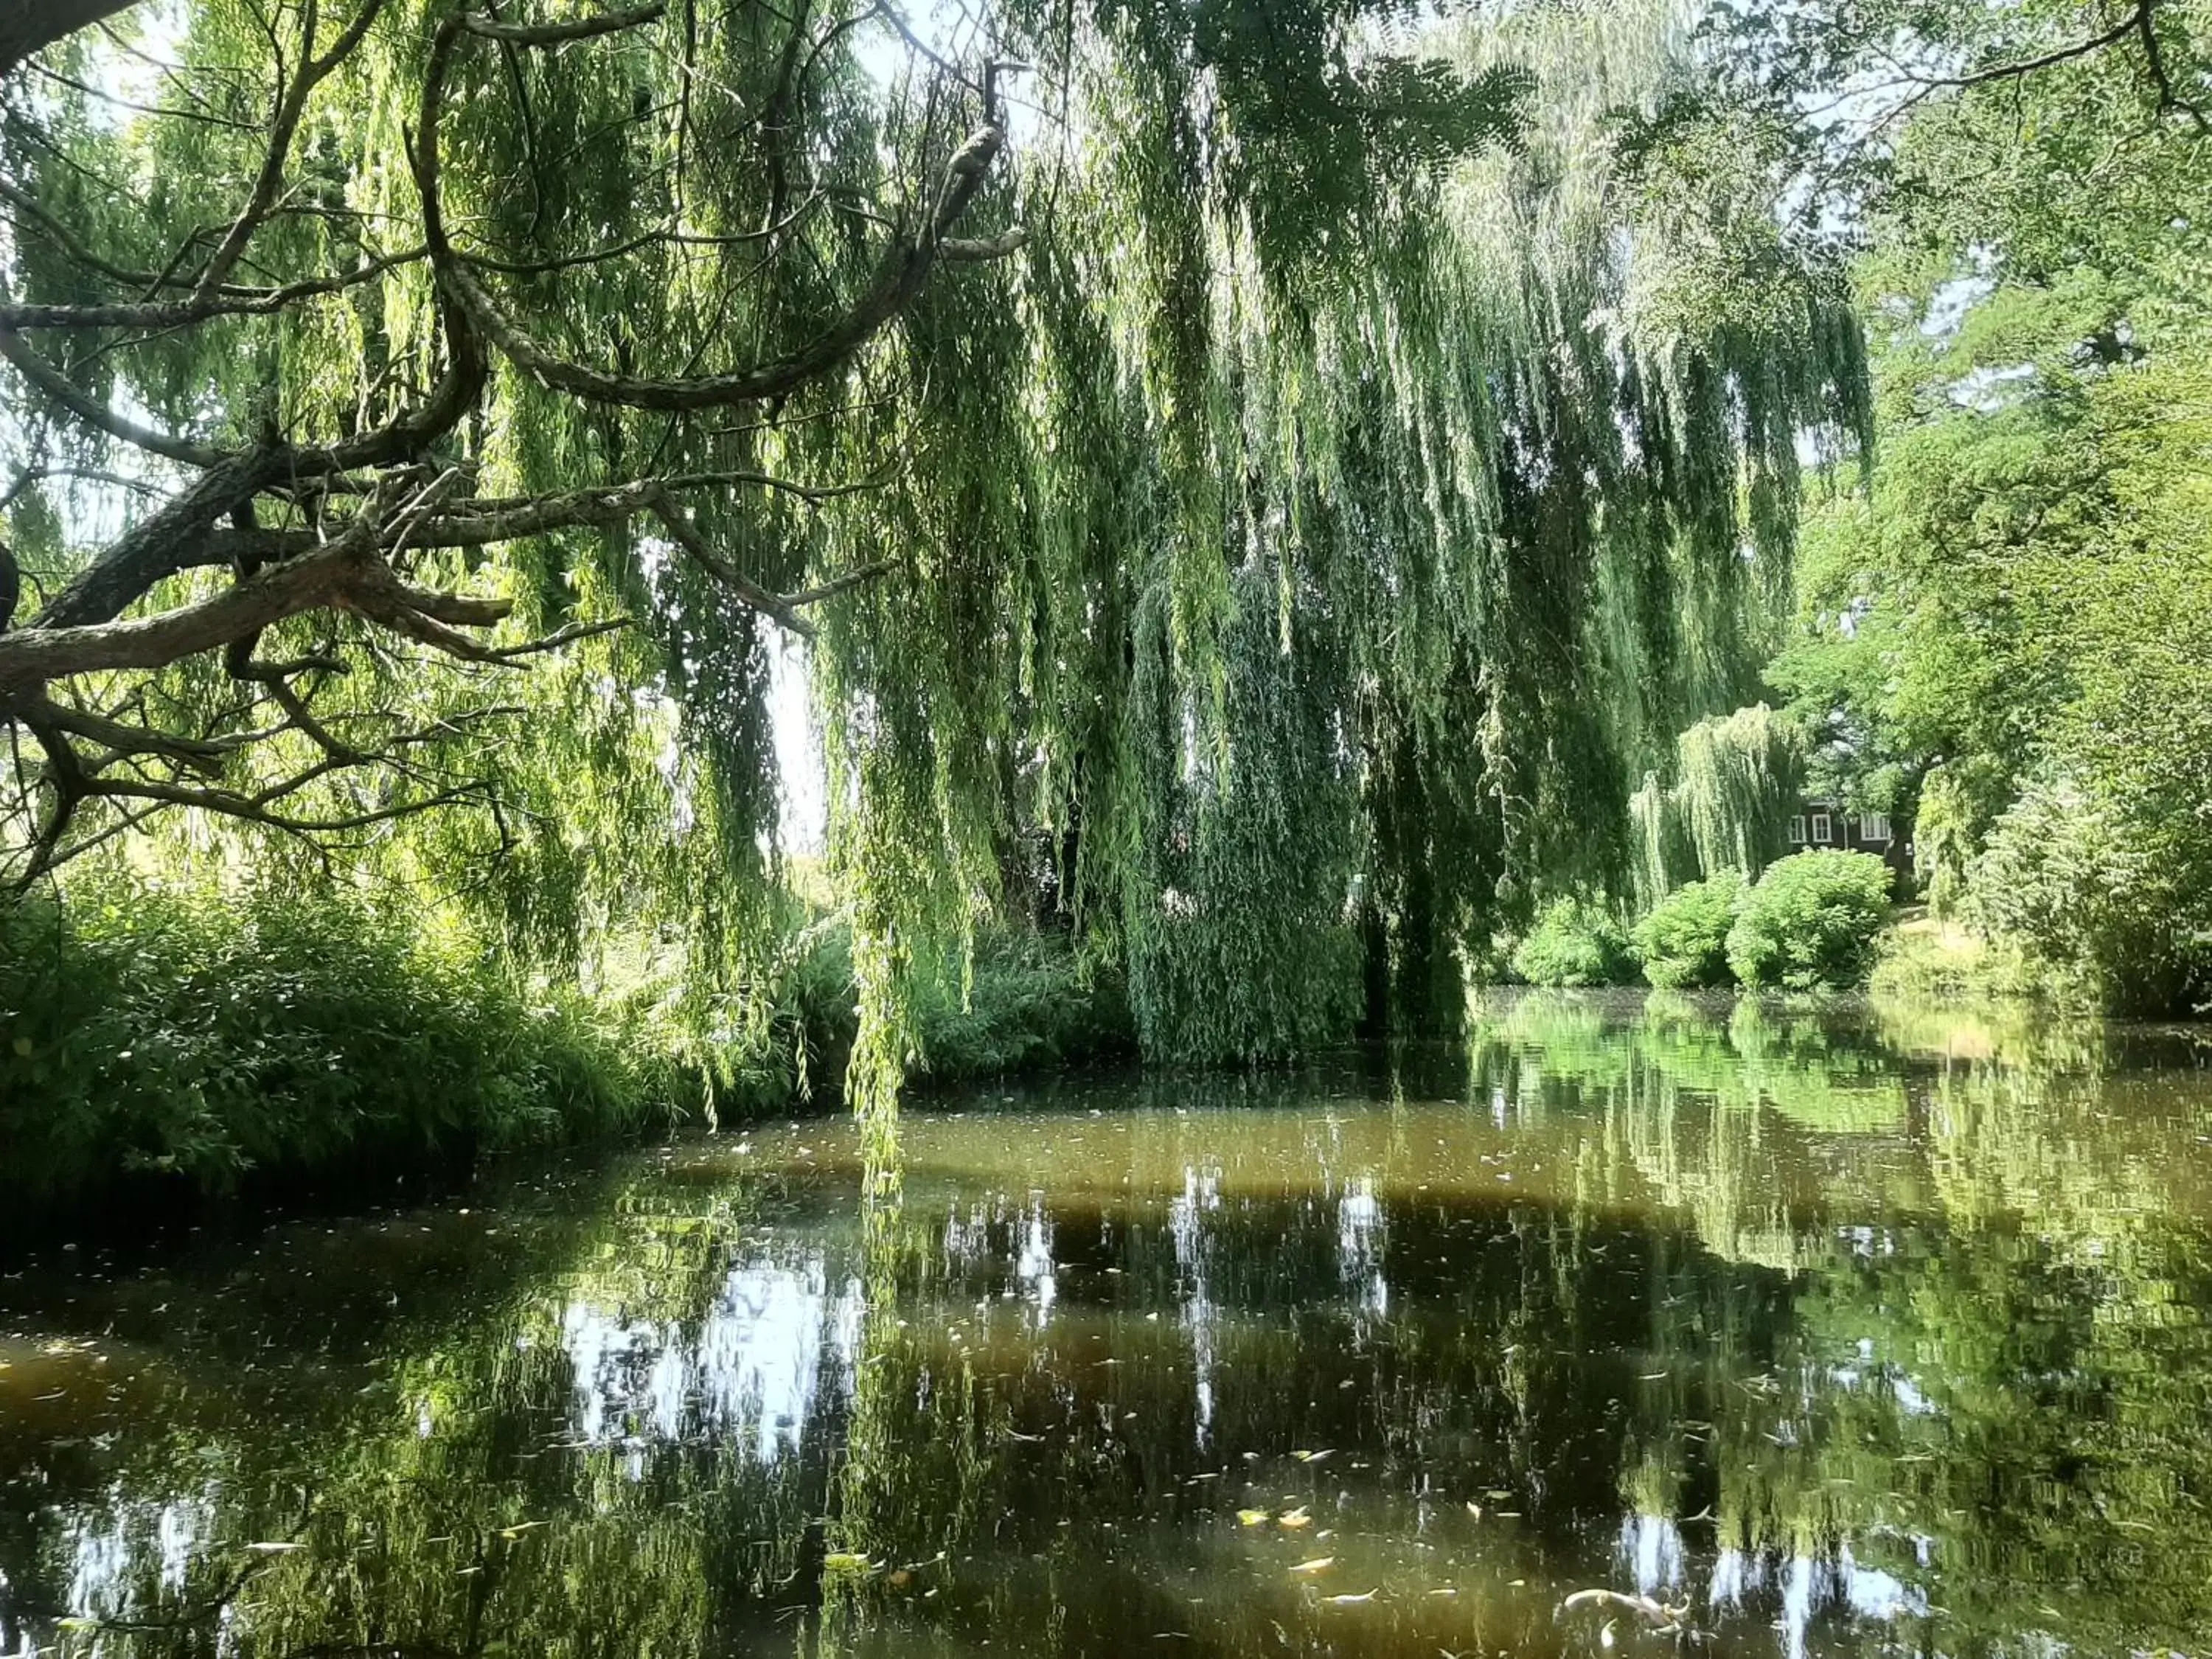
[
  {"xmin": 1, "ymin": 880, "xmax": 695, "ymax": 1222},
  {"xmin": 1, "ymin": 883, "xmax": 1131, "ymax": 1228}
]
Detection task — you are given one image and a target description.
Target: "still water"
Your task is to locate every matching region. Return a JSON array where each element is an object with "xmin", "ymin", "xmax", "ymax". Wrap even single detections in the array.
[{"xmin": 4, "ymin": 992, "xmax": 2211, "ymax": 1658}]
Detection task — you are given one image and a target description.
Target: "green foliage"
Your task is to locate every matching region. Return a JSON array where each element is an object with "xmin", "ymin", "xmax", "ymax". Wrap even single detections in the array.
[
  {"xmin": 912, "ymin": 938, "xmax": 1136, "ymax": 1084},
  {"xmin": 1629, "ymin": 705, "xmax": 1805, "ymax": 906},
  {"xmin": 1725, "ymin": 850, "xmax": 1893, "ymax": 991},
  {"xmin": 1736, "ymin": 0, "xmax": 2212, "ymax": 1015},
  {"xmin": 1510, "ymin": 898, "xmax": 1636, "ymax": 989},
  {"xmin": 1096, "ymin": 0, "xmax": 1535, "ymax": 276},
  {"xmin": 1870, "ymin": 911, "xmax": 2037, "ymax": 1004},
  {"xmin": 0, "ymin": 881, "xmax": 695, "ymax": 1217},
  {"xmin": 1632, "ymin": 869, "xmax": 1745, "ymax": 990},
  {"xmin": 1769, "ymin": 255, "xmax": 2212, "ymax": 1010},
  {"xmin": 0, "ymin": 875, "xmax": 1142, "ymax": 1223},
  {"xmin": 1119, "ymin": 575, "xmax": 1366, "ymax": 1062},
  {"xmin": 749, "ymin": 921, "xmax": 1137, "ymax": 1091},
  {"xmin": 1969, "ymin": 779, "xmax": 2212, "ymax": 1015},
  {"xmin": 0, "ymin": 0, "xmax": 1871, "ymax": 1113}
]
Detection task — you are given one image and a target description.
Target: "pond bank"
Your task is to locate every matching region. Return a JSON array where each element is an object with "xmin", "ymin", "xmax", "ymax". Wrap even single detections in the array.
[{"xmin": 1, "ymin": 889, "xmax": 1132, "ymax": 1240}]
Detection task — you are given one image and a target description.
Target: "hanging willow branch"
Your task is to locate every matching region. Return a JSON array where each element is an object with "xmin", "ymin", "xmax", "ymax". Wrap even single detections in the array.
[
  {"xmin": 0, "ymin": 0, "xmax": 1015, "ymax": 885},
  {"xmin": 414, "ymin": 7, "xmax": 1023, "ymax": 412}
]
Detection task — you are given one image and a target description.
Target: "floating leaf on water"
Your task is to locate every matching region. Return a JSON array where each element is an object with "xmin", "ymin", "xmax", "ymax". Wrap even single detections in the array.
[
  {"xmin": 1560, "ymin": 1588, "xmax": 1675, "ymax": 1622},
  {"xmin": 1237, "ymin": 1509, "xmax": 1272, "ymax": 1526},
  {"xmin": 1290, "ymin": 1557, "xmax": 1335, "ymax": 1574},
  {"xmin": 1277, "ymin": 1508, "xmax": 1312, "ymax": 1529},
  {"xmin": 823, "ymin": 1552, "xmax": 874, "ymax": 1571}
]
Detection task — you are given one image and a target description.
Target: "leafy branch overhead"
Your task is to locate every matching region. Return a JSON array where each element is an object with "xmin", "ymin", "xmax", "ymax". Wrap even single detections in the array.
[
  {"xmin": 5, "ymin": 0, "xmax": 1895, "ymax": 1078},
  {"xmin": 0, "ymin": 0, "xmax": 1025, "ymax": 887}
]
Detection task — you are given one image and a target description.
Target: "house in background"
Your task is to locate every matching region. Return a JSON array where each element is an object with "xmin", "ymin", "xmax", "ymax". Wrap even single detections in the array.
[{"xmin": 1789, "ymin": 797, "xmax": 1913, "ymax": 878}]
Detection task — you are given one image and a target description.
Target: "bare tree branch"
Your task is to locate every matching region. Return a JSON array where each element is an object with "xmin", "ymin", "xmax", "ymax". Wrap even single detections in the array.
[{"xmin": 0, "ymin": 246, "xmax": 429, "ymax": 330}]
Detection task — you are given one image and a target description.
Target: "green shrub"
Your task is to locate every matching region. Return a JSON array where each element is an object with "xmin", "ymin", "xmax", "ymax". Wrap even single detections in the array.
[
  {"xmin": 1632, "ymin": 870, "xmax": 1745, "ymax": 989},
  {"xmin": 0, "ymin": 880, "xmax": 692, "ymax": 1219},
  {"xmin": 745, "ymin": 922, "xmax": 1135, "ymax": 1096},
  {"xmin": 1511, "ymin": 899, "xmax": 1638, "ymax": 988},
  {"xmin": 0, "ymin": 870, "xmax": 1144, "ymax": 1228},
  {"xmin": 1959, "ymin": 775, "xmax": 2212, "ymax": 1013},
  {"xmin": 1725, "ymin": 851, "xmax": 1894, "ymax": 990},
  {"xmin": 911, "ymin": 933, "xmax": 1135, "ymax": 1083}
]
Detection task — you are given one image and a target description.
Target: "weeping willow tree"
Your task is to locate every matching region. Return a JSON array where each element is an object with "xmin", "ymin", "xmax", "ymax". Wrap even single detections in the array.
[
  {"xmin": 1628, "ymin": 703, "xmax": 1806, "ymax": 908},
  {"xmin": 867, "ymin": 0, "xmax": 1874, "ymax": 1056},
  {"xmin": 0, "ymin": 0, "xmax": 1868, "ymax": 1120}
]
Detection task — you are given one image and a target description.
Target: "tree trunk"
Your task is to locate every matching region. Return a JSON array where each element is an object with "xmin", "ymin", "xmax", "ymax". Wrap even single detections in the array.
[{"xmin": 0, "ymin": 0, "xmax": 142, "ymax": 77}]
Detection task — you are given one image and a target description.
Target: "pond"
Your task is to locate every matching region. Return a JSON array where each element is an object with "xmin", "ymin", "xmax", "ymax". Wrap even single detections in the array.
[{"xmin": 4, "ymin": 992, "xmax": 2211, "ymax": 1658}]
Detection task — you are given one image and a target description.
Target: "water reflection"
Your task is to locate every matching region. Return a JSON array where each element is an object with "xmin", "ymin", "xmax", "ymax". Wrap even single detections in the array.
[
  {"xmin": 1, "ymin": 992, "xmax": 2210, "ymax": 1657},
  {"xmin": 560, "ymin": 1253, "xmax": 864, "ymax": 1461}
]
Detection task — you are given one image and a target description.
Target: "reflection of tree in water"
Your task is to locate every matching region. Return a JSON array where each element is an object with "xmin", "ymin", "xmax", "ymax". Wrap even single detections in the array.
[
  {"xmin": 5, "ymin": 995, "xmax": 2212, "ymax": 1656},
  {"xmin": 1479, "ymin": 990, "xmax": 2212, "ymax": 1655},
  {"xmin": 0, "ymin": 1175, "xmax": 846, "ymax": 1655}
]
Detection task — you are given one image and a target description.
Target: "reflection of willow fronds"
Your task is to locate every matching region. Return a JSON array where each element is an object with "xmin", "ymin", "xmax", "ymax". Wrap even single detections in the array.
[{"xmin": 821, "ymin": 1183, "xmax": 1017, "ymax": 1648}]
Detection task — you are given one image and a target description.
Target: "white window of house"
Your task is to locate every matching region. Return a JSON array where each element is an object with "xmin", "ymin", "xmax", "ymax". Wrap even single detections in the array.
[
  {"xmin": 1789, "ymin": 815, "xmax": 1807, "ymax": 846},
  {"xmin": 1812, "ymin": 813, "xmax": 1833, "ymax": 845},
  {"xmin": 1861, "ymin": 813, "xmax": 1892, "ymax": 844}
]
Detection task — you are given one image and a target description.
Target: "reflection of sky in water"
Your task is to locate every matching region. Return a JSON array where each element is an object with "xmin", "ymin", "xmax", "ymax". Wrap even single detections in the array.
[
  {"xmin": 1830, "ymin": 1335, "xmax": 1941, "ymax": 1417},
  {"xmin": 1338, "ymin": 1176, "xmax": 1388, "ymax": 1321},
  {"xmin": 560, "ymin": 1254, "xmax": 861, "ymax": 1463},
  {"xmin": 1619, "ymin": 1512, "xmax": 1686, "ymax": 1595},
  {"xmin": 1015, "ymin": 1197, "xmax": 1057, "ymax": 1323},
  {"xmin": 1712, "ymin": 1545, "xmax": 1930, "ymax": 1659},
  {"xmin": 50, "ymin": 1491, "xmax": 215, "ymax": 1632},
  {"xmin": 1171, "ymin": 1166, "xmax": 1222, "ymax": 1445}
]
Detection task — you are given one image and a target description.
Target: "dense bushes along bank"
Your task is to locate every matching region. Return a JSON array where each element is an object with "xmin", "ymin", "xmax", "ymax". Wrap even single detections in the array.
[
  {"xmin": 0, "ymin": 885, "xmax": 1130, "ymax": 1229},
  {"xmin": 1509, "ymin": 851, "xmax": 1896, "ymax": 992}
]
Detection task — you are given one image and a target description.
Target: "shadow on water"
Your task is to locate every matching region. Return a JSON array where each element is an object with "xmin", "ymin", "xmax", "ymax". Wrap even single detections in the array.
[{"xmin": 3, "ymin": 991, "xmax": 2211, "ymax": 1657}]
